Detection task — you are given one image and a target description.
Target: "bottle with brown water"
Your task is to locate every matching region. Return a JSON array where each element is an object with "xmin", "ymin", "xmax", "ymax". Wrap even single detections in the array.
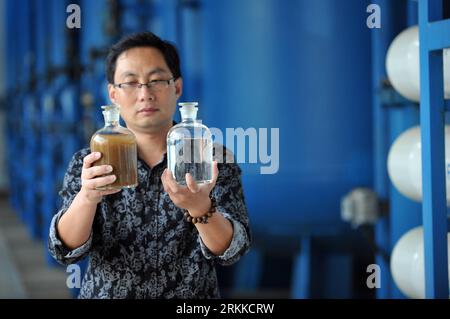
[{"xmin": 90, "ymin": 105, "xmax": 138, "ymax": 190}]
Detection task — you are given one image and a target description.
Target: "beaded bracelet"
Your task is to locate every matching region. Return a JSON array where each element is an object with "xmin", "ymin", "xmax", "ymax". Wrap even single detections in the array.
[{"xmin": 184, "ymin": 195, "xmax": 217, "ymax": 224}]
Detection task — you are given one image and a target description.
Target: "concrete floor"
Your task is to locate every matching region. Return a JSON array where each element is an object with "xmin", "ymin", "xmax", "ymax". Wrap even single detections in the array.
[{"xmin": 0, "ymin": 197, "xmax": 71, "ymax": 299}]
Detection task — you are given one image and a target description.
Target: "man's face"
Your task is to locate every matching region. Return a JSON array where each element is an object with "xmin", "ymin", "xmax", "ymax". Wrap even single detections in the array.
[{"xmin": 108, "ymin": 47, "xmax": 182, "ymax": 133}]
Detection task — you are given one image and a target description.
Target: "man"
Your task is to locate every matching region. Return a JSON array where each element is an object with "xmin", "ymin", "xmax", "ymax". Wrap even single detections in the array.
[{"xmin": 48, "ymin": 32, "xmax": 251, "ymax": 298}]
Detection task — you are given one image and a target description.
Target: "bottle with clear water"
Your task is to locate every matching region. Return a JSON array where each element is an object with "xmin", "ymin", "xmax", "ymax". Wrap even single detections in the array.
[{"xmin": 167, "ymin": 102, "xmax": 213, "ymax": 185}]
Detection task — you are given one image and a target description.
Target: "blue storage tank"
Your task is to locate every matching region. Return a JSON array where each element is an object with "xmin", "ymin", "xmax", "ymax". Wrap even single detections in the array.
[{"xmin": 200, "ymin": 0, "xmax": 373, "ymax": 237}]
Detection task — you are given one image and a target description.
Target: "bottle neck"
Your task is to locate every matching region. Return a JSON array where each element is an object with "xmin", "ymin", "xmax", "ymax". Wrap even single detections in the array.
[
  {"xmin": 105, "ymin": 120, "xmax": 120, "ymax": 127},
  {"xmin": 181, "ymin": 117, "xmax": 196, "ymax": 123},
  {"xmin": 179, "ymin": 104, "xmax": 198, "ymax": 122},
  {"xmin": 102, "ymin": 110, "xmax": 120, "ymax": 126}
]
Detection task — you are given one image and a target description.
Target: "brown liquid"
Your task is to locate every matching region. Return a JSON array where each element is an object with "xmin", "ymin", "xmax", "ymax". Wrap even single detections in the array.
[{"xmin": 90, "ymin": 134, "xmax": 138, "ymax": 190}]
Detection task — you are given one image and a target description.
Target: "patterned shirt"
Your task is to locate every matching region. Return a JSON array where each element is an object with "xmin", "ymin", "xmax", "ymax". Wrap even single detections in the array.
[{"xmin": 48, "ymin": 144, "xmax": 251, "ymax": 299}]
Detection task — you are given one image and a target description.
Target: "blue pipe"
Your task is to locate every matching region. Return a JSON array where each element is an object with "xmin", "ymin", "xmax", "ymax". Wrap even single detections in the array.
[
  {"xmin": 372, "ymin": 0, "xmax": 423, "ymax": 299},
  {"xmin": 371, "ymin": 0, "xmax": 404, "ymax": 299}
]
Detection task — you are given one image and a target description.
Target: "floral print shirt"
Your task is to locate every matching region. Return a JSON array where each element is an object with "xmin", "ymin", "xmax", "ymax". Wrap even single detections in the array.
[{"xmin": 48, "ymin": 145, "xmax": 251, "ymax": 299}]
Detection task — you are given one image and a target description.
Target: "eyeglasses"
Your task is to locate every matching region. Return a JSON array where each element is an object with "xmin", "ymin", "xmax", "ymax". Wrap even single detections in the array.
[{"xmin": 113, "ymin": 78, "xmax": 175, "ymax": 94}]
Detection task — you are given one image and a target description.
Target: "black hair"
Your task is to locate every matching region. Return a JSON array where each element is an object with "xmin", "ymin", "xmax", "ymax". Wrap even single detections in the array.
[{"xmin": 106, "ymin": 32, "xmax": 181, "ymax": 84}]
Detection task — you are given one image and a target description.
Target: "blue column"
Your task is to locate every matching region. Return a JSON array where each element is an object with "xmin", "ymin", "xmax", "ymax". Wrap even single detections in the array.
[
  {"xmin": 418, "ymin": 0, "xmax": 449, "ymax": 299},
  {"xmin": 291, "ymin": 236, "xmax": 312, "ymax": 298}
]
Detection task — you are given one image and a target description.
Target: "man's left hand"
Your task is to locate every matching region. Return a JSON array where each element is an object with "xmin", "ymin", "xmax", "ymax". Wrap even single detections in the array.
[{"xmin": 161, "ymin": 161, "xmax": 219, "ymax": 217}]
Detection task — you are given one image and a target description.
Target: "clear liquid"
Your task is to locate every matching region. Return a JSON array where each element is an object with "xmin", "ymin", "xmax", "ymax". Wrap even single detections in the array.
[{"xmin": 167, "ymin": 137, "xmax": 213, "ymax": 185}]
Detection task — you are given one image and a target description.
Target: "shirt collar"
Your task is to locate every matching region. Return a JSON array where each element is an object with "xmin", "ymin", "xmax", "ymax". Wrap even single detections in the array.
[{"xmin": 136, "ymin": 120, "xmax": 177, "ymax": 171}]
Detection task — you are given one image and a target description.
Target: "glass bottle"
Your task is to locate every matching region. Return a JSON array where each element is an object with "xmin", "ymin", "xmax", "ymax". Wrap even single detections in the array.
[
  {"xmin": 90, "ymin": 105, "xmax": 138, "ymax": 190},
  {"xmin": 167, "ymin": 102, "xmax": 213, "ymax": 185}
]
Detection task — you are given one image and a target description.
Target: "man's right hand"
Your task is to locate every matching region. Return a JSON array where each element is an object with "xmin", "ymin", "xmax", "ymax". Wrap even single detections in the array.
[{"xmin": 80, "ymin": 152, "xmax": 121, "ymax": 204}]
